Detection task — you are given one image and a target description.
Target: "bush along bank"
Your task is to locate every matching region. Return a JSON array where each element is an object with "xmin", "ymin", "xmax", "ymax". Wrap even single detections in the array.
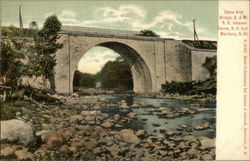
[{"xmin": 161, "ymin": 79, "xmax": 216, "ymax": 96}]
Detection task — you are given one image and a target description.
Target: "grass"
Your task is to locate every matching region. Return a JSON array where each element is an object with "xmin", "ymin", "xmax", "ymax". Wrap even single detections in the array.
[{"xmin": 0, "ymin": 100, "xmax": 35, "ymax": 121}]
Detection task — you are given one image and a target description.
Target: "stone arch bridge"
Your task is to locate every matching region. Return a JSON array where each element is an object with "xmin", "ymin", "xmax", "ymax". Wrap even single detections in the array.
[{"xmin": 54, "ymin": 26, "xmax": 216, "ymax": 94}]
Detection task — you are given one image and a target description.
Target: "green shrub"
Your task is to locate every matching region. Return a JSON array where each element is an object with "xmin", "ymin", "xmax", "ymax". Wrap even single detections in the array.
[{"xmin": 0, "ymin": 100, "xmax": 33, "ymax": 120}]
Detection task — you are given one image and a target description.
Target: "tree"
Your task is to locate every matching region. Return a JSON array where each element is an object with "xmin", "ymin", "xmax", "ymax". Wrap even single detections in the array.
[
  {"xmin": 202, "ymin": 56, "xmax": 217, "ymax": 81},
  {"xmin": 0, "ymin": 40, "xmax": 28, "ymax": 101},
  {"xmin": 32, "ymin": 15, "xmax": 63, "ymax": 90},
  {"xmin": 73, "ymin": 70, "xmax": 96, "ymax": 89},
  {"xmin": 99, "ymin": 57, "xmax": 133, "ymax": 92},
  {"xmin": 136, "ymin": 30, "xmax": 160, "ymax": 37},
  {"xmin": 29, "ymin": 21, "xmax": 38, "ymax": 30}
]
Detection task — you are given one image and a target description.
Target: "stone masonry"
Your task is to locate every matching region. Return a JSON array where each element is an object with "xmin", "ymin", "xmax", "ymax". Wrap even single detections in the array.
[{"xmin": 54, "ymin": 26, "xmax": 216, "ymax": 94}]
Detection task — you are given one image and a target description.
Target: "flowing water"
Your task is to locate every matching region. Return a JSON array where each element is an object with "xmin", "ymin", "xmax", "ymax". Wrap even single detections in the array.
[{"xmin": 85, "ymin": 95, "xmax": 216, "ymax": 138}]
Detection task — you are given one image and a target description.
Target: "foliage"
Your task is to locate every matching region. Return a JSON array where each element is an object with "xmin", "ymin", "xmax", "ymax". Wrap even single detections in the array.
[
  {"xmin": 73, "ymin": 70, "xmax": 96, "ymax": 88},
  {"xmin": 2, "ymin": 25, "xmax": 37, "ymax": 38},
  {"xmin": 202, "ymin": 56, "xmax": 217, "ymax": 81},
  {"xmin": 0, "ymin": 100, "xmax": 32, "ymax": 120},
  {"xmin": 161, "ymin": 79, "xmax": 216, "ymax": 95},
  {"xmin": 32, "ymin": 15, "xmax": 63, "ymax": 80},
  {"xmin": 136, "ymin": 30, "xmax": 160, "ymax": 37},
  {"xmin": 29, "ymin": 21, "xmax": 39, "ymax": 30},
  {"xmin": 0, "ymin": 16, "xmax": 63, "ymax": 101},
  {"xmin": 99, "ymin": 57, "xmax": 133, "ymax": 92},
  {"xmin": 0, "ymin": 40, "xmax": 29, "ymax": 101},
  {"xmin": 182, "ymin": 40, "xmax": 217, "ymax": 50},
  {"xmin": 161, "ymin": 56, "xmax": 217, "ymax": 95}
]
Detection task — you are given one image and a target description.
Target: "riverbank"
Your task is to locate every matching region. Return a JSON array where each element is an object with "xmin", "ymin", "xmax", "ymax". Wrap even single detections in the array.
[
  {"xmin": 1, "ymin": 94, "xmax": 215, "ymax": 160},
  {"xmin": 74, "ymin": 87, "xmax": 216, "ymax": 103}
]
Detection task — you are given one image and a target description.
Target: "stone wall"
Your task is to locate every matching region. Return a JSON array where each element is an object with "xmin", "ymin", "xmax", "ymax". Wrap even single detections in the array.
[
  {"xmin": 164, "ymin": 40, "xmax": 192, "ymax": 83},
  {"xmin": 191, "ymin": 49, "xmax": 217, "ymax": 81}
]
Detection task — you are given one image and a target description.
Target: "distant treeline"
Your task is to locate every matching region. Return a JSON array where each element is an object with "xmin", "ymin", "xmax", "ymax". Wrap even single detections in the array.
[
  {"xmin": 73, "ymin": 57, "xmax": 133, "ymax": 93},
  {"xmin": 182, "ymin": 40, "xmax": 217, "ymax": 50},
  {"xmin": 2, "ymin": 26, "xmax": 37, "ymax": 38}
]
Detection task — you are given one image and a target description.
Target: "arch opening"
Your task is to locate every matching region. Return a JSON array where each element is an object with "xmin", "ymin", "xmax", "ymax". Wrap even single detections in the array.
[
  {"xmin": 73, "ymin": 46, "xmax": 133, "ymax": 93},
  {"xmin": 72, "ymin": 41, "xmax": 152, "ymax": 94}
]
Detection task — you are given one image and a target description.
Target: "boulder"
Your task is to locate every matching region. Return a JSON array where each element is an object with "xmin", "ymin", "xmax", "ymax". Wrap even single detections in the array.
[
  {"xmin": 120, "ymin": 129, "xmax": 140, "ymax": 144},
  {"xmin": 0, "ymin": 119, "xmax": 36, "ymax": 146},
  {"xmin": 19, "ymin": 75, "xmax": 50, "ymax": 91}
]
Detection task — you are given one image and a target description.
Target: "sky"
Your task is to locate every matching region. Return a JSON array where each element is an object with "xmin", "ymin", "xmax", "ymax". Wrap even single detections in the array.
[{"xmin": 1, "ymin": 0, "xmax": 218, "ymax": 74}]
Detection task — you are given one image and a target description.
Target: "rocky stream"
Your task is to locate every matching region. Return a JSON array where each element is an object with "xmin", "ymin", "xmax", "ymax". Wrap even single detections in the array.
[{"xmin": 0, "ymin": 94, "xmax": 216, "ymax": 160}]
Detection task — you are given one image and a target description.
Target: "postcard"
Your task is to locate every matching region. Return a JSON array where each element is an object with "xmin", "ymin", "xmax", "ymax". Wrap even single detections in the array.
[{"xmin": 0, "ymin": 0, "xmax": 249, "ymax": 160}]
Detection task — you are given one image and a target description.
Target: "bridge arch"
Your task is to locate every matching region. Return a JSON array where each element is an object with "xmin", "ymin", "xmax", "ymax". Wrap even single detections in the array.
[
  {"xmin": 74, "ymin": 41, "xmax": 152, "ymax": 93},
  {"xmin": 54, "ymin": 35, "xmax": 153, "ymax": 94}
]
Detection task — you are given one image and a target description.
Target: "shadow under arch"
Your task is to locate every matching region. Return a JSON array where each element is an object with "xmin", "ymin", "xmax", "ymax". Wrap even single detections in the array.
[{"xmin": 75, "ymin": 41, "xmax": 152, "ymax": 94}]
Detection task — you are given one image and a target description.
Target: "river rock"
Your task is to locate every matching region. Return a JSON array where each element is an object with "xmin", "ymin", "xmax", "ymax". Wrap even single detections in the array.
[
  {"xmin": 83, "ymin": 139, "xmax": 98, "ymax": 150},
  {"xmin": 179, "ymin": 108, "xmax": 192, "ymax": 114},
  {"xmin": 46, "ymin": 132, "xmax": 64, "ymax": 148},
  {"xmin": 120, "ymin": 129, "xmax": 140, "ymax": 144},
  {"xmin": 106, "ymin": 144, "xmax": 120, "ymax": 157},
  {"xmin": 201, "ymin": 153, "xmax": 213, "ymax": 160},
  {"xmin": 71, "ymin": 93, "xmax": 79, "ymax": 97},
  {"xmin": 81, "ymin": 110, "xmax": 100, "ymax": 116},
  {"xmin": 127, "ymin": 112, "xmax": 137, "ymax": 118},
  {"xmin": 69, "ymin": 115, "xmax": 83, "ymax": 124},
  {"xmin": 135, "ymin": 130, "xmax": 146, "ymax": 137},
  {"xmin": 152, "ymin": 123, "xmax": 161, "ymax": 127},
  {"xmin": 102, "ymin": 121, "xmax": 113, "ymax": 128},
  {"xmin": 60, "ymin": 145, "xmax": 72, "ymax": 155},
  {"xmin": 159, "ymin": 150, "xmax": 168, "ymax": 156},
  {"xmin": 1, "ymin": 146, "xmax": 15, "ymax": 156},
  {"xmin": 182, "ymin": 135, "xmax": 197, "ymax": 142},
  {"xmin": 178, "ymin": 142, "xmax": 187, "ymax": 149},
  {"xmin": 187, "ymin": 148, "xmax": 198, "ymax": 156},
  {"xmin": 36, "ymin": 130, "xmax": 51, "ymax": 143},
  {"xmin": 15, "ymin": 148, "xmax": 33, "ymax": 160},
  {"xmin": 0, "ymin": 119, "xmax": 36, "ymax": 146},
  {"xmin": 131, "ymin": 104, "xmax": 140, "ymax": 108},
  {"xmin": 195, "ymin": 125, "xmax": 204, "ymax": 130},
  {"xmin": 186, "ymin": 127, "xmax": 193, "ymax": 132},
  {"xmin": 180, "ymin": 124, "xmax": 188, "ymax": 128},
  {"xmin": 199, "ymin": 137, "xmax": 215, "ymax": 148},
  {"xmin": 119, "ymin": 102, "xmax": 129, "ymax": 108},
  {"xmin": 203, "ymin": 122, "xmax": 210, "ymax": 128},
  {"xmin": 159, "ymin": 129, "xmax": 166, "ymax": 133},
  {"xmin": 68, "ymin": 146, "xmax": 78, "ymax": 153}
]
